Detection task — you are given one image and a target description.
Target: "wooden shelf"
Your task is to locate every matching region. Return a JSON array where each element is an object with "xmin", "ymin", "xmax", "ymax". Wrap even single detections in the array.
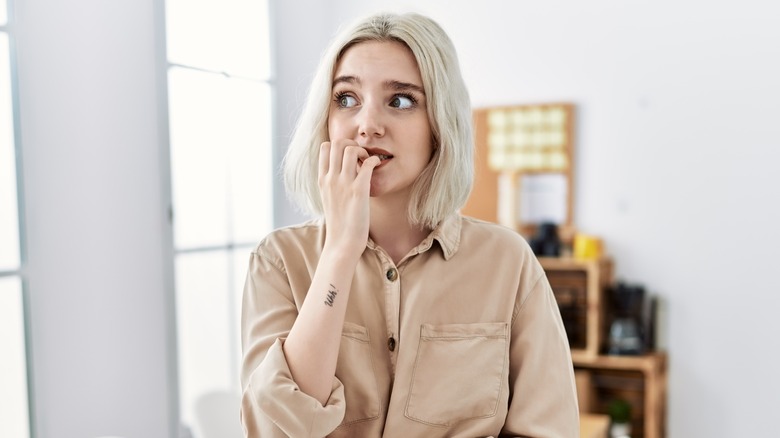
[
  {"xmin": 580, "ymin": 413, "xmax": 610, "ymax": 438},
  {"xmin": 574, "ymin": 352, "xmax": 667, "ymax": 438},
  {"xmin": 572, "ymin": 351, "xmax": 666, "ymax": 372},
  {"xmin": 537, "ymin": 256, "xmax": 607, "ymax": 270},
  {"xmin": 539, "ymin": 256, "xmax": 614, "ymax": 357}
]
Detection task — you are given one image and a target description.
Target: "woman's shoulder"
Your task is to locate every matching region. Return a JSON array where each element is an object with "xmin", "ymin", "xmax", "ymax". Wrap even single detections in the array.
[
  {"xmin": 458, "ymin": 215, "xmax": 533, "ymax": 251},
  {"xmin": 252, "ymin": 219, "xmax": 325, "ymax": 262},
  {"xmin": 457, "ymin": 215, "xmax": 546, "ymax": 296},
  {"xmin": 456, "ymin": 215, "xmax": 542, "ymax": 268}
]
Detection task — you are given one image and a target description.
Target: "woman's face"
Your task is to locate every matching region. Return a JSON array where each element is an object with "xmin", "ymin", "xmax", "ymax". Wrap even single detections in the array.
[{"xmin": 328, "ymin": 40, "xmax": 433, "ymax": 200}]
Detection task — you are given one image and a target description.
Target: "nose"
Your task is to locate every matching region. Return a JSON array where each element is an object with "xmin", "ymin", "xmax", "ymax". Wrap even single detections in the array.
[{"xmin": 358, "ymin": 102, "xmax": 385, "ymax": 139}]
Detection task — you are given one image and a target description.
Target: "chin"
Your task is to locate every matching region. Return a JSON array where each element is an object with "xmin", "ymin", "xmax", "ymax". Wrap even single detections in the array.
[{"xmin": 368, "ymin": 178, "xmax": 385, "ymax": 198}]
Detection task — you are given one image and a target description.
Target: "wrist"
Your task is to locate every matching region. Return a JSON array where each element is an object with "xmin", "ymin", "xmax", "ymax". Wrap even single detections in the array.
[{"xmin": 321, "ymin": 240, "xmax": 365, "ymax": 266}]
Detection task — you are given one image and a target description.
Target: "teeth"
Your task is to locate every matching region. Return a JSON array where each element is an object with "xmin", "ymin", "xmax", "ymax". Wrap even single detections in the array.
[{"xmin": 372, "ymin": 154, "xmax": 390, "ymax": 160}]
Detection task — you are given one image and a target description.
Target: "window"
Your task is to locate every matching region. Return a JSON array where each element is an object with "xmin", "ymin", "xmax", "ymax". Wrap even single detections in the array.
[
  {"xmin": 164, "ymin": 0, "xmax": 273, "ymax": 434},
  {"xmin": 0, "ymin": 0, "xmax": 32, "ymax": 436}
]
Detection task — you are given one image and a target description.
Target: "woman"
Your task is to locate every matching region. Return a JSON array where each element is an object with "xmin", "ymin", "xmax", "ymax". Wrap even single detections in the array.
[{"xmin": 240, "ymin": 12, "xmax": 578, "ymax": 438}]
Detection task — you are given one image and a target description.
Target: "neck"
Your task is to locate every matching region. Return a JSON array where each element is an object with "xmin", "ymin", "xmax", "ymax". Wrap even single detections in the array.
[{"xmin": 369, "ymin": 195, "xmax": 430, "ymax": 265}]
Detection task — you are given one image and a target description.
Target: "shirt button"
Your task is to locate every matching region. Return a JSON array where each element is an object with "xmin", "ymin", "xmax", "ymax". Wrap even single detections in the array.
[
  {"xmin": 388, "ymin": 336, "xmax": 396, "ymax": 352},
  {"xmin": 386, "ymin": 268, "xmax": 398, "ymax": 282}
]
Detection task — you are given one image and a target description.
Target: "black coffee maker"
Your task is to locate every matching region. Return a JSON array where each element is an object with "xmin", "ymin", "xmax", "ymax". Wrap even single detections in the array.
[
  {"xmin": 529, "ymin": 222, "xmax": 561, "ymax": 257},
  {"xmin": 607, "ymin": 282, "xmax": 648, "ymax": 355}
]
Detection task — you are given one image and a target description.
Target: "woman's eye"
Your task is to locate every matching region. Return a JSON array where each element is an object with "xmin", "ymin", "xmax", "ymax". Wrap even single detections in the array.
[
  {"xmin": 390, "ymin": 95, "xmax": 415, "ymax": 109},
  {"xmin": 337, "ymin": 94, "xmax": 358, "ymax": 108}
]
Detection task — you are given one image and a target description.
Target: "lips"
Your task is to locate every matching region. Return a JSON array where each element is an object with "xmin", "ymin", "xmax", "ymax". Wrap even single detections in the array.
[{"xmin": 364, "ymin": 147, "xmax": 394, "ymax": 161}]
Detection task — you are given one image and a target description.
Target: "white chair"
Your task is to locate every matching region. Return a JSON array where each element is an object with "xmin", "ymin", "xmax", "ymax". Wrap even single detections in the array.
[{"xmin": 192, "ymin": 390, "xmax": 243, "ymax": 438}]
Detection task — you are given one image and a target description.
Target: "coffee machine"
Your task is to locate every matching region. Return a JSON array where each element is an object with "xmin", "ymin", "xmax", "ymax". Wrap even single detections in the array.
[{"xmin": 607, "ymin": 282, "xmax": 654, "ymax": 355}]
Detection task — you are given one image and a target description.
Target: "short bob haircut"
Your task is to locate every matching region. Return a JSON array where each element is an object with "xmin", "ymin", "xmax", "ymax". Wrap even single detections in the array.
[{"xmin": 283, "ymin": 12, "xmax": 473, "ymax": 230}]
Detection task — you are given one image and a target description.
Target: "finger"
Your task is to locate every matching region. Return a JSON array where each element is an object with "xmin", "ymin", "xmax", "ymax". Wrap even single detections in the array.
[
  {"xmin": 355, "ymin": 146, "xmax": 370, "ymax": 161},
  {"xmin": 318, "ymin": 142, "xmax": 331, "ymax": 181},
  {"xmin": 342, "ymin": 146, "xmax": 368, "ymax": 177},
  {"xmin": 354, "ymin": 155, "xmax": 380, "ymax": 191},
  {"xmin": 328, "ymin": 139, "xmax": 348, "ymax": 175}
]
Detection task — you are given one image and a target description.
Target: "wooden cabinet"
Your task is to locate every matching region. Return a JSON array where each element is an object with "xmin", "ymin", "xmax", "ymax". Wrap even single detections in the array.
[
  {"xmin": 538, "ymin": 256, "xmax": 613, "ymax": 357},
  {"xmin": 573, "ymin": 353, "xmax": 667, "ymax": 438},
  {"xmin": 540, "ymin": 256, "xmax": 667, "ymax": 438}
]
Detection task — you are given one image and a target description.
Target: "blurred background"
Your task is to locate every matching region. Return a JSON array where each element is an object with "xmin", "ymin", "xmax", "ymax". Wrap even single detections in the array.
[{"xmin": 1, "ymin": 0, "xmax": 778, "ymax": 437}]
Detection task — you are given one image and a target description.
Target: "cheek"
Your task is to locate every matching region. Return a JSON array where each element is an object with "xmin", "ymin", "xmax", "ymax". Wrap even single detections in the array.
[
  {"xmin": 410, "ymin": 120, "xmax": 433, "ymax": 155},
  {"xmin": 326, "ymin": 113, "xmax": 335, "ymax": 137},
  {"xmin": 327, "ymin": 107, "xmax": 343, "ymax": 135},
  {"xmin": 328, "ymin": 115, "xmax": 350, "ymax": 139}
]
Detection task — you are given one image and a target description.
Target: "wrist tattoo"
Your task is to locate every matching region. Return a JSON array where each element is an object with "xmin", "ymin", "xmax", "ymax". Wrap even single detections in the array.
[{"xmin": 324, "ymin": 283, "xmax": 338, "ymax": 307}]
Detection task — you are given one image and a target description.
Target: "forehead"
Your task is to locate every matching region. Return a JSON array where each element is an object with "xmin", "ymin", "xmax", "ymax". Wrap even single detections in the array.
[{"xmin": 333, "ymin": 40, "xmax": 423, "ymax": 85}]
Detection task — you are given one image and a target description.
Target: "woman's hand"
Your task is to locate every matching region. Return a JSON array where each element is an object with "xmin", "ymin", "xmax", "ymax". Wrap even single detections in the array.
[{"xmin": 318, "ymin": 140, "xmax": 381, "ymax": 258}]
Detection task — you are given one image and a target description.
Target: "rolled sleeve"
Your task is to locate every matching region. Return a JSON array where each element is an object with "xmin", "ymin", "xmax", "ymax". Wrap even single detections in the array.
[
  {"xmin": 240, "ymin": 250, "xmax": 346, "ymax": 437},
  {"xmin": 241, "ymin": 339, "xmax": 346, "ymax": 437},
  {"xmin": 501, "ymin": 274, "xmax": 579, "ymax": 438}
]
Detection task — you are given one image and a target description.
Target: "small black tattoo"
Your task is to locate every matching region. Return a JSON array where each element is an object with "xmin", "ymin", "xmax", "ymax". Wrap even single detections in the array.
[{"xmin": 324, "ymin": 283, "xmax": 338, "ymax": 307}]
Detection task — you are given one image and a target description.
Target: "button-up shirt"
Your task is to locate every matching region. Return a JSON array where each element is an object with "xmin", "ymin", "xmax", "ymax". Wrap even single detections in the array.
[{"xmin": 240, "ymin": 214, "xmax": 579, "ymax": 437}]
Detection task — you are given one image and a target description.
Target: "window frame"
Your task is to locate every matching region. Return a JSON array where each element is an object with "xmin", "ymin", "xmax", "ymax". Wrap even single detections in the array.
[
  {"xmin": 156, "ymin": 0, "xmax": 276, "ymax": 433},
  {"xmin": 1, "ymin": 0, "xmax": 35, "ymax": 435}
]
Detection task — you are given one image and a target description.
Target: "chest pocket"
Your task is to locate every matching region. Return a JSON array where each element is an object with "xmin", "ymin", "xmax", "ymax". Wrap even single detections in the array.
[
  {"xmin": 404, "ymin": 322, "xmax": 509, "ymax": 427},
  {"xmin": 335, "ymin": 322, "xmax": 381, "ymax": 426}
]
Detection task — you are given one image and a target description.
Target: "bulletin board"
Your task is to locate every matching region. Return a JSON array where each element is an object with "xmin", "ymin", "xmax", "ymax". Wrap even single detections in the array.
[{"xmin": 461, "ymin": 103, "xmax": 576, "ymax": 242}]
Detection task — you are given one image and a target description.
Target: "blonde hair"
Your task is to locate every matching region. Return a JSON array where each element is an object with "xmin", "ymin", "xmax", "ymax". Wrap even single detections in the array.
[{"xmin": 282, "ymin": 12, "xmax": 473, "ymax": 230}]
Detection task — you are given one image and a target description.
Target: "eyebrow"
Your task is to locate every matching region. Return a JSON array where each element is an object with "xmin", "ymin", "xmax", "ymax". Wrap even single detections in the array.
[
  {"xmin": 332, "ymin": 75, "xmax": 425, "ymax": 95},
  {"xmin": 385, "ymin": 79, "xmax": 425, "ymax": 95}
]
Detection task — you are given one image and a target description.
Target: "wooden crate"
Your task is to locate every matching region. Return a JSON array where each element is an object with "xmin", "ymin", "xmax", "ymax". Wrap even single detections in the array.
[
  {"xmin": 580, "ymin": 413, "xmax": 610, "ymax": 438},
  {"xmin": 572, "ymin": 352, "xmax": 668, "ymax": 438},
  {"xmin": 539, "ymin": 256, "xmax": 613, "ymax": 357}
]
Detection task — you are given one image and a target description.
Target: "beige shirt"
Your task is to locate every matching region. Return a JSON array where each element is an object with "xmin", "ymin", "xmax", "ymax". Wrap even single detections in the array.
[{"xmin": 240, "ymin": 214, "xmax": 579, "ymax": 437}]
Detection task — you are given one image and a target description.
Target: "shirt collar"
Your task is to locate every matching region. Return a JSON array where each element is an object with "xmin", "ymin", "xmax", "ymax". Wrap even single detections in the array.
[
  {"xmin": 417, "ymin": 213, "xmax": 461, "ymax": 260},
  {"xmin": 364, "ymin": 213, "xmax": 462, "ymax": 261}
]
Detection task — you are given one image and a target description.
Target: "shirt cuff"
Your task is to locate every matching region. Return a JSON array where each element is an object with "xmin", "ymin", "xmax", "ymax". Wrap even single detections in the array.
[{"xmin": 245, "ymin": 338, "xmax": 346, "ymax": 437}]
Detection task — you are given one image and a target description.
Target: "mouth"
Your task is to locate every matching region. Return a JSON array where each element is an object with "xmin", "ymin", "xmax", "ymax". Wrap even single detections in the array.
[{"xmin": 364, "ymin": 148, "xmax": 394, "ymax": 162}]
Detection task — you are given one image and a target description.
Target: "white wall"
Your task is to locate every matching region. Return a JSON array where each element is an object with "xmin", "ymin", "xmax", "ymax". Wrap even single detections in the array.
[
  {"xmin": 270, "ymin": 1, "xmax": 331, "ymax": 226},
  {"xmin": 15, "ymin": 0, "xmax": 176, "ymax": 437},
  {"xmin": 272, "ymin": 0, "xmax": 780, "ymax": 436}
]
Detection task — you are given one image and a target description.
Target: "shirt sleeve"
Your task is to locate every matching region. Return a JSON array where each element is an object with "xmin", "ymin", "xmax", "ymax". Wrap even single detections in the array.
[
  {"xmin": 500, "ymin": 274, "xmax": 580, "ymax": 438},
  {"xmin": 240, "ymin": 250, "xmax": 347, "ymax": 437}
]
